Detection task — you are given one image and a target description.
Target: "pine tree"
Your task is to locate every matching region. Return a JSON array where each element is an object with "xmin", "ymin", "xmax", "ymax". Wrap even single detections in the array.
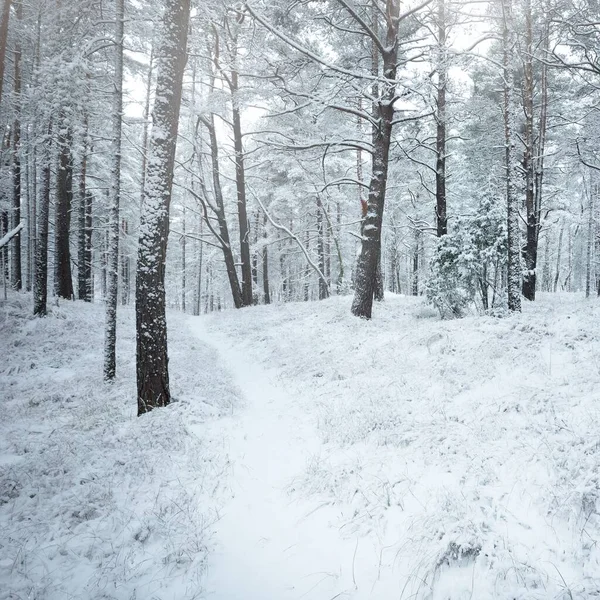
[{"xmin": 136, "ymin": 0, "xmax": 190, "ymax": 415}]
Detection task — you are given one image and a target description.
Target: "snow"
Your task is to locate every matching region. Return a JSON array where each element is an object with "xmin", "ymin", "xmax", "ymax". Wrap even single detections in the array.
[
  {"xmin": 2, "ymin": 291, "xmax": 600, "ymax": 599},
  {"xmin": 201, "ymin": 292, "xmax": 600, "ymax": 599},
  {"xmin": 0, "ymin": 293, "xmax": 238, "ymax": 600}
]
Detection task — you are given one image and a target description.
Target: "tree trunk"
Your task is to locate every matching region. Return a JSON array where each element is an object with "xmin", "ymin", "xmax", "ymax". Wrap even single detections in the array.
[
  {"xmin": 33, "ymin": 126, "xmax": 51, "ymax": 316},
  {"xmin": 554, "ymin": 220, "xmax": 563, "ymax": 292},
  {"xmin": 317, "ymin": 196, "xmax": 328, "ymax": 300},
  {"xmin": 521, "ymin": 0, "xmax": 537, "ymax": 301},
  {"xmin": 436, "ymin": 0, "xmax": 448, "ymax": 238},
  {"xmin": 136, "ymin": 0, "xmax": 190, "ymax": 415},
  {"xmin": 231, "ymin": 64, "xmax": 253, "ymax": 306},
  {"xmin": 262, "ymin": 213, "xmax": 270, "ymax": 304},
  {"xmin": 586, "ymin": 187, "xmax": 595, "ymax": 298},
  {"xmin": 121, "ymin": 219, "xmax": 130, "ymax": 305},
  {"xmin": 0, "ymin": 0, "xmax": 12, "ymax": 106},
  {"xmin": 104, "ymin": 0, "xmax": 124, "ymax": 381},
  {"xmin": 77, "ymin": 119, "xmax": 90, "ymax": 300},
  {"xmin": 502, "ymin": 0, "xmax": 522, "ymax": 312},
  {"xmin": 351, "ymin": 0, "xmax": 400, "ymax": 318},
  {"xmin": 55, "ymin": 123, "xmax": 74, "ymax": 300},
  {"xmin": 202, "ymin": 115, "xmax": 244, "ymax": 308},
  {"xmin": 11, "ymin": 2, "xmax": 22, "ymax": 290}
]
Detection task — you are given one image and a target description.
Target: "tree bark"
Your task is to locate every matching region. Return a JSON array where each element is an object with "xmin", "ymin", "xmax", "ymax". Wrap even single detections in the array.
[
  {"xmin": 201, "ymin": 114, "xmax": 244, "ymax": 308},
  {"xmin": 136, "ymin": 0, "xmax": 190, "ymax": 415},
  {"xmin": 104, "ymin": 0, "xmax": 124, "ymax": 381},
  {"xmin": 33, "ymin": 126, "xmax": 51, "ymax": 316},
  {"xmin": 502, "ymin": 0, "xmax": 522, "ymax": 312},
  {"xmin": 436, "ymin": 0, "xmax": 448, "ymax": 238},
  {"xmin": 351, "ymin": 0, "xmax": 400, "ymax": 318},
  {"xmin": 0, "ymin": 0, "xmax": 12, "ymax": 106},
  {"xmin": 10, "ymin": 1, "xmax": 22, "ymax": 290},
  {"xmin": 77, "ymin": 118, "xmax": 90, "ymax": 301},
  {"xmin": 521, "ymin": 0, "xmax": 537, "ymax": 301},
  {"xmin": 228, "ymin": 32, "xmax": 253, "ymax": 307},
  {"xmin": 55, "ymin": 122, "xmax": 74, "ymax": 300},
  {"xmin": 262, "ymin": 213, "xmax": 270, "ymax": 304}
]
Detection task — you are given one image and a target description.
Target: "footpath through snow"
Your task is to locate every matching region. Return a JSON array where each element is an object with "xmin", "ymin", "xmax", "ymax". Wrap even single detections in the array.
[
  {"xmin": 190, "ymin": 319, "xmax": 363, "ymax": 599},
  {"xmin": 2, "ymin": 292, "xmax": 600, "ymax": 600},
  {"xmin": 200, "ymin": 293, "xmax": 600, "ymax": 600}
]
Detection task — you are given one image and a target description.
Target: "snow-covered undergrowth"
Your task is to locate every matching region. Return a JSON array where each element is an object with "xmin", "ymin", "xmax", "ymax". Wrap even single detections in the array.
[
  {"xmin": 206, "ymin": 293, "xmax": 600, "ymax": 599},
  {"xmin": 0, "ymin": 293, "xmax": 238, "ymax": 600}
]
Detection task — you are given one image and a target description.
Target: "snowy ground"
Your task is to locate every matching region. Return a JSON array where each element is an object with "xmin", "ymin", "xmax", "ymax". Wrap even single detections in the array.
[
  {"xmin": 202, "ymin": 293, "xmax": 600, "ymax": 600},
  {"xmin": 0, "ymin": 293, "xmax": 238, "ymax": 600},
  {"xmin": 1, "ymin": 292, "xmax": 600, "ymax": 599}
]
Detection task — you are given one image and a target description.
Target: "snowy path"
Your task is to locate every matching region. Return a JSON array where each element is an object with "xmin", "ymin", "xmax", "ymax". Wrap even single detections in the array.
[{"xmin": 189, "ymin": 317, "xmax": 359, "ymax": 600}]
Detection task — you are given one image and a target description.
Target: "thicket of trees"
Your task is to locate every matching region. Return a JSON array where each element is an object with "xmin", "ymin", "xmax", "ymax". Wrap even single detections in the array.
[{"xmin": 1, "ymin": 0, "xmax": 599, "ymax": 409}]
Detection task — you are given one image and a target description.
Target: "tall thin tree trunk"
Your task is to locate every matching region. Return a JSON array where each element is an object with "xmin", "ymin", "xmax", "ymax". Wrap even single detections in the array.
[
  {"xmin": 351, "ymin": 0, "xmax": 400, "ymax": 318},
  {"xmin": 201, "ymin": 114, "xmax": 244, "ymax": 308},
  {"xmin": 139, "ymin": 44, "xmax": 154, "ymax": 207},
  {"xmin": 554, "ymin": 220, "xmax": 563, "ymax": 292},
  {"xmin": 55, "ymin": 122, "xmax": 74, "ymax": 300},
  {"xmin": 502, "ymin": 0, "xmax": 522, "ymax": 312},
  {"xmin": 262, "ymin": 213, "xmax": 270, "ymax": 304},
  {"xmin": 78, "ymin": 117, "xmax": 90, "ymax": 300},
  {"xmin": 104, "ymin": 0, "xmax": 124, "ymax": 380},
  {"xmin": 136, "ymin": 0, "xmax": 190, "ymax": 415},
  {"xmin": 181, "ymin": 205, "xmax": 186, "ymax": 312},
  {"xmin": 33, "ymin": 125, "xmax": 51, "ymax": 316},
  {"xmin": 586, "ymin": 187, "xmax": 595, "ymax": 298},
  {"xmin": 436, "ymin": 0, "xmax": 447, "ymax": 237},
  {"xmin": 11, "ymin": 2, "xmax": 22, "ymax": 290},
  {"xmin": 230, "ymin": 47, "xmax": 253, "ymax": 306},
  {"xmin": 522, "ymin": 0, "xmax": 537, "ymax": 301},
  {"xmin": 0, "ymin": 0, "xmax": 12, "ymax": 106}
]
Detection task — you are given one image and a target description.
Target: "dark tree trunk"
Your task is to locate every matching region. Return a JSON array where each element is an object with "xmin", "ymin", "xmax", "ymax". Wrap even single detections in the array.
[
  {"xmin": 202, "ymin": 115, "xmax": 244, "ymax": 308},
  {"xmin": 10, "ymin": 1, "xmax": 22, "ymax": 291},
  {"xmin": 304, "ymin": 229, "xmax": 310, "ymax": 301},
  {"xmin": 351, "ymin": 0, "xmax": 400, "ymax": 319},
  {"xmin": 521, "ymin": 0, "xmax": 537, "ymax": 301},
  {"xmin": 502, "ymin": 0, "xmax": 522, "ymax": 312},
  {"xmin": 317, "ymin": 196, "xmax": 328, "ymax": 300},
  {"xmin": 436, "ymin": 0, "xmax": 447, "ymax": 238},
  {"xmin": 262, "ymin": 213, "xmax": 270, "ymax": 304},
  {"xmin": 136, "ymin": 0, "xmax": 190, "ymax": 416},
  {"xmin": 230, "ymin": 44, "xmax": 253, "ymax": 307},
  {"xmin": 412, "ymin": 228, "xmax": 420, "ymax": 296},
  {"xmin": 33, "ymin": 128, "xmax": 51, "ymax": 316},
  {"xmin": 84, "ymin": 191, "xmax": 92, "ymax": 300},
  {"xmin": 104, "ymin": 0, "xmax": 125, "ymax": 380},
  {"xmin": 77, "ymin": 119, "xmax": 90, "ymax": 301},
  {"xmin": 0, "ymin": 0, "xmax": 12, "ymax": 105},
  {"xmin": 121, "ymin": 219, "xmax": 130, "ymax": 305},
  {"xmin": 55, "ymin": 124, "xmax": 74, "ymax": 300}
]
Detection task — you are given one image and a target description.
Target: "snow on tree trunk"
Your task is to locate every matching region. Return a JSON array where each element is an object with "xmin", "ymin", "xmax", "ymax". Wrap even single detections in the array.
[
  {"xmin": 351, "ymin": 0, "xmax": 399, "ymax": 319},
  {"xmin": 135, "ymin": 0, "xmax": 190, "ymax": 416},
  {"xmin": 77, "ymin": 117, "xmax": 90, "ymax": 301},
  {"xmin": 54, "ymin": 121, "xmax": 74, "ymax": 300},
  {"xmin": 33, "ymin": 127, "xmax": 51, "ymax": 316},
  {"xmin": 521, "ymin": 0, "xmax": 537, "ymax": 301},
  {"xmin": 231, "ymin": 65, "xmax": 253, "ymax": 307},
  {"xmin": 104, "ymin": 0, "xmax": 124, "ymax": 381},
  {"xmin": 10, "ymin": 0, "xmax": 22, "ymax": 291},
  {"xmin": 0, "ymin": 0, "xmax": 12, "ymax": 105},
  {"xmin": 502, "ymin": 0, "xmax": 522, "ymax": 313},
  {"xmin": 436, "ymin": 0, "xmax": 448, "ymax": 238}
]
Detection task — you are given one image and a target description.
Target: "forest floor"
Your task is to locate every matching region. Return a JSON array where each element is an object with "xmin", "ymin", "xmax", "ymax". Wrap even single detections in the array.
[{"xmin": 1, "ymin": 292, "xmax": 600, "ymax": 599}]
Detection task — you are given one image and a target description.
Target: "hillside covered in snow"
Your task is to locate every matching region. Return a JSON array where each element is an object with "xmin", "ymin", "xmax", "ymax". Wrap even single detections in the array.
[{"xmin": 1, "ymin": 292, "xmax": 599, "ymax": 599}]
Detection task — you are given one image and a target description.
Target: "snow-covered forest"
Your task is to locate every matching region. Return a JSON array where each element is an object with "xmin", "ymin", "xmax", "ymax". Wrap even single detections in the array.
[{"xmin": 1, "ymin": 0, "xmax": 600, "ymax": 598}]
